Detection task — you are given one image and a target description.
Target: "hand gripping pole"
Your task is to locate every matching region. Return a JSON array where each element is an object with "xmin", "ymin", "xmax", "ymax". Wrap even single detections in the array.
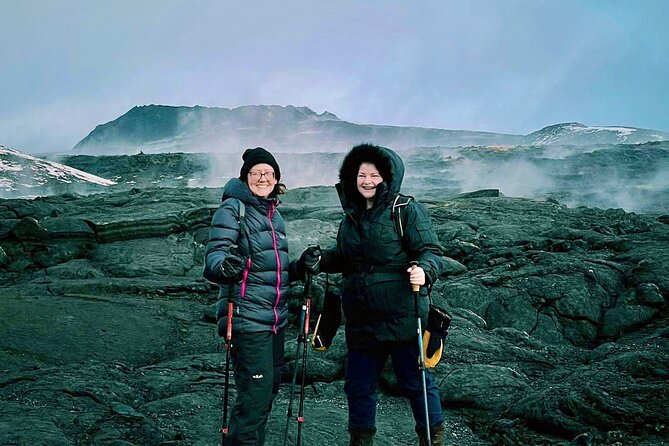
[{"xmin": 410, "ymin": 261, "xmax": 431, "ymax": 442}]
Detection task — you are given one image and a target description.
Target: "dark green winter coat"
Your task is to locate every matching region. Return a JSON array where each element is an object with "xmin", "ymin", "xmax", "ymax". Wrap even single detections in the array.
[{"xmin": 321, "ymin": 144, "xmax": 444, "ymax": 349}]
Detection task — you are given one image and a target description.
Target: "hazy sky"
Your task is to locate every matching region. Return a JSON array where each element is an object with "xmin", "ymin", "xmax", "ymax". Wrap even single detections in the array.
[{"xmin": 1, "ymin": 0, "xmax": 668, "ymax": 153}]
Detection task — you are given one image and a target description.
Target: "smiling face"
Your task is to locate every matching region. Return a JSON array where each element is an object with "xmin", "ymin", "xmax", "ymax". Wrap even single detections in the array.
[
  {"xmin": 356, "ymin": 162, "xmax": 383, "ymax": 207},
  {"xmin": 246, "ymin": 163, "xmax": 277, "ymax": 198}
]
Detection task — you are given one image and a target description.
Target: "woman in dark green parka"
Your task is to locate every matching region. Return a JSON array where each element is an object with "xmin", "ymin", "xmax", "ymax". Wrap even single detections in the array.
[{"xmin": 300, "ymin": 144, "xmax": 446, "ymax": 446}]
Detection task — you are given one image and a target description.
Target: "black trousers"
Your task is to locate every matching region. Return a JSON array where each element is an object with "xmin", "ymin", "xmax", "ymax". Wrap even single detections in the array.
[{"xmin": 224, "ymin": 329, "xmax": 285, "ymax": 446}]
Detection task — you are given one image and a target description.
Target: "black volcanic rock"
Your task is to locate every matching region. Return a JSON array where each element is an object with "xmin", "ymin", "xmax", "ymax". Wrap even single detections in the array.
[
  {"xmin": 54, "ymin": 152, "xmax": 214, "ymax": 189},
  {"xmin": 0, "ymin": 186, "xmax": 667, "ymax": 445},
  {"xmin": 56, "ymin": 141, "xmax": 669, "ymax": 215}
]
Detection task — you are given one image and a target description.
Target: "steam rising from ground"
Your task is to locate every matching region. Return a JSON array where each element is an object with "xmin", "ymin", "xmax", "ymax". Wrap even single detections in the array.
[
  {"xmin": 449, "ymin": 159, "xmax": 555, "ymax": 199},
  {"xmin": 4, "ymin": 144, "xmax": 668, "ymax": 215},
  {"xmin": 196, "ymin": 144, "xmax": 669, "ymax": 214}
]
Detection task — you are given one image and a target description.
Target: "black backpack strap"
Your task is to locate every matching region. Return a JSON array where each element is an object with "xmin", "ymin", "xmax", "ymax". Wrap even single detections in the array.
[
  {"xmin": 232, "ymin": 199, "xmax": 252, "ymax": 257},
  {"xmin": 392, "ymin": 194, "xmax": 433, "ymax": 294},
  {"xmin": 391, "ymin": 193, "xmax": 413, "ymax": 249}
]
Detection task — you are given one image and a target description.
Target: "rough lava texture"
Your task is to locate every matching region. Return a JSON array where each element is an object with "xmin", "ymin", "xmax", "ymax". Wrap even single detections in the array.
[{"xmin": 0, "ymin": 186, "xmax": 667, "ymax": 445}]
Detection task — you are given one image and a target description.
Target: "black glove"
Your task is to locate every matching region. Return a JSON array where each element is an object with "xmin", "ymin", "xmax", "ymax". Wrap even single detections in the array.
[
  {"xmin": 220, "ymin": 253, "xmax": 245, "ymax": 280},
  {"xmin": 300, "ymin": 245, "xmax": 322, "ymax": 276}
]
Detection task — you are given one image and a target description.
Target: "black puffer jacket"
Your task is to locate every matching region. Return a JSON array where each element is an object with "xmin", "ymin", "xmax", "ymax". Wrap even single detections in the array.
[
  {"xmin": 204, "ymin": 178, "xmax": 291, "ymax": 334},
  {"xmin": 322, "ymin": 144, "xmax": 444, "ymax": 349}
]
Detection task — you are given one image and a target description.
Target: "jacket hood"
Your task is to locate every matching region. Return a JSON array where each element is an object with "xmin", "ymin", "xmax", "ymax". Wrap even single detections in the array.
[
  {"xmin": 336, "ymin": 144, "xmax": 404, "ymax": 212},
  {"xmin": 221, "ymin": 177, "xmax": 279, "ymax": 208}
]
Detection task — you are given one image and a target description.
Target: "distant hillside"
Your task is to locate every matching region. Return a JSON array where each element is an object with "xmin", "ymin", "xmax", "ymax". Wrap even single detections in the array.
[
  {"xmin": 72, "ymin": 105, "xmax": 525, "ymax": 154},
  {"xmin": 0, "ymin": 145, "xmax": 115, "ymax": 197},
  {"xmin": 57, "ymin": 152, "xmax": 214, "ymax": 189},
  {"xmin": 72, "ymin": 105, "xmax": 669, "ymax": 155},
  {"xmin": 526, "ymin": 122, "xmax": 669, "ymax": 145}
]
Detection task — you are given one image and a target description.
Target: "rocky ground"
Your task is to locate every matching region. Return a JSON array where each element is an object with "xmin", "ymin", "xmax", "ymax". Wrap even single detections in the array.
[{"xmin": 0, "ymin": 186, "xmax": 667, "ymax": 445}]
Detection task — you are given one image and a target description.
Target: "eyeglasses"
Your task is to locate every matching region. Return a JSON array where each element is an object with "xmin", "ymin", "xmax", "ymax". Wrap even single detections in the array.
[{"xmin": 248, "ymin": 170, "xmax": 275, "ymax": 181}]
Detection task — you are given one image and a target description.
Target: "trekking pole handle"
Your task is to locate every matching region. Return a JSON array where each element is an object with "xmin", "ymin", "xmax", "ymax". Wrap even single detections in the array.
[
  {"xmin": 304, "ymin": 299, "xmax": 311, "ymax": 336},
  {"xmin": 409, "ymin": 261, "xmax": 421, "ymax": 293},
  {"xmin": 303, "ymin": 272, "xmax": 313, "ymax": 334},
  {"xmin": 225, "ymin": 244, "xmax": 239, "ymax": 344},
  {"xmin": 225, "ymin": 302, "xmax": 233, "ymax": 343}
]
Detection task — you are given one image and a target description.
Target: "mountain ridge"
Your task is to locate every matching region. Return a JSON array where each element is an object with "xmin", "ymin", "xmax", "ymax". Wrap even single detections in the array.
[
  {"xmin": 72, "ymin": 104, "xmax": 669, "ymax": 155},
  {"xmin": 71, "ymin": 104, "xmax": 514, "ymax": 154}
]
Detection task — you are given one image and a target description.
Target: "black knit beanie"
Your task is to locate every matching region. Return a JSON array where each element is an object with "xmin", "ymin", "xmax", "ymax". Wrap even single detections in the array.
[{"xmin": 239, "ymin": 147, "xmax": 281, "ymax": 182}]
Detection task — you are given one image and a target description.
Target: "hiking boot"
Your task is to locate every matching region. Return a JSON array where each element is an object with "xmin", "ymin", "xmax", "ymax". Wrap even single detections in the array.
[
  {"xmin": 418, "ymin": 423, "xmax": 445, "ymax": 446},
  {"xmin": 349, "ymin": 429, "xmax": 375, "ymax": 446}
]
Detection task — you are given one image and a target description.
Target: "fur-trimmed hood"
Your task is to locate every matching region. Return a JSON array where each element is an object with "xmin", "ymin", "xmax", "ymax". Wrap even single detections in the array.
[{"xmin": 336, "ymin": 143, "xmax": 405, "ymax": 213}]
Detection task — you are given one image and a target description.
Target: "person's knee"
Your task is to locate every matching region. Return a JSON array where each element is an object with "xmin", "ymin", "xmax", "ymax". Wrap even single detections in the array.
[
  {"xmin": 345, "ymin": 368, "xmax": 379, "ymax": 397},
  {"xmin": 239, "ymin": 375, "xmax": 274, "ymax": 411}
]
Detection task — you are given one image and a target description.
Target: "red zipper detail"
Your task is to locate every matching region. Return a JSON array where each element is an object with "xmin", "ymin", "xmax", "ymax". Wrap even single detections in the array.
[{"xmin": 240, "ymin": 257, "xmax": 251, "ymax": 298}]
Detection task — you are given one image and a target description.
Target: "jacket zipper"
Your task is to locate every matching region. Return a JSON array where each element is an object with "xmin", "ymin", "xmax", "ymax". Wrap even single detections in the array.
[
  {"xmin": 240, "ymin": 257, "xmax": 251, "ymax": 298},
  {"xmin": 268, "ymin": 202, "xmax": 282, "ymax": 333}
]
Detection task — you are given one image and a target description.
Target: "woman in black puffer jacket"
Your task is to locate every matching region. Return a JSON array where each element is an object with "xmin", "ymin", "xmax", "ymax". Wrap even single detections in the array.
[
  {"xmin": 203, "ymin": 147, "xmax": 302, "ymax": 446},
  {"xmin": 300, "ymin": 144, "xmax": 446, "ymax": 446}
]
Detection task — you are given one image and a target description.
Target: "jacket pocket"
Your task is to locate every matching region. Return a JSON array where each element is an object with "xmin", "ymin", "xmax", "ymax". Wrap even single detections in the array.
[
  {"xmin": 416, "ymin": 221, "xmax": 439, "ymax": 245},
  {"xmin": 362, "ymin": 273, "xmax": 413, "ymax": 320}
]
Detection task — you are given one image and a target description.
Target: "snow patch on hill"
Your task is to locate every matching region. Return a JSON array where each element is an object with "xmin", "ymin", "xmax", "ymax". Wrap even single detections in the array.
[
  {"xmin": 0, "ymin": 145, "xmax": 116, "ymax": 193},
  {"xmin": 528, "ymin": 123, "xmax": 651, "ymax": 145}
]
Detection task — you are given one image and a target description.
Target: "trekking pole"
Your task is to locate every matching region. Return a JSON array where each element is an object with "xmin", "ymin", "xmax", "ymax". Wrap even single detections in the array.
[
  {"xmin": 283, "ymin": 273, "xmax": 312, "ymax": 446},
  {"xmin": 220, "ymin": 282, "xmax": 234, "ymax": 444},
  {"xmin": 410, "ymin": 261, "xmax": 431, "ymax": 443},
  {"xmin": 220, "ymin": 245, "xmax": 238, "ymax": 445},
  {"xmin": 296, "ymin": 273, "xmax": 312, "ymax": 446}
]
